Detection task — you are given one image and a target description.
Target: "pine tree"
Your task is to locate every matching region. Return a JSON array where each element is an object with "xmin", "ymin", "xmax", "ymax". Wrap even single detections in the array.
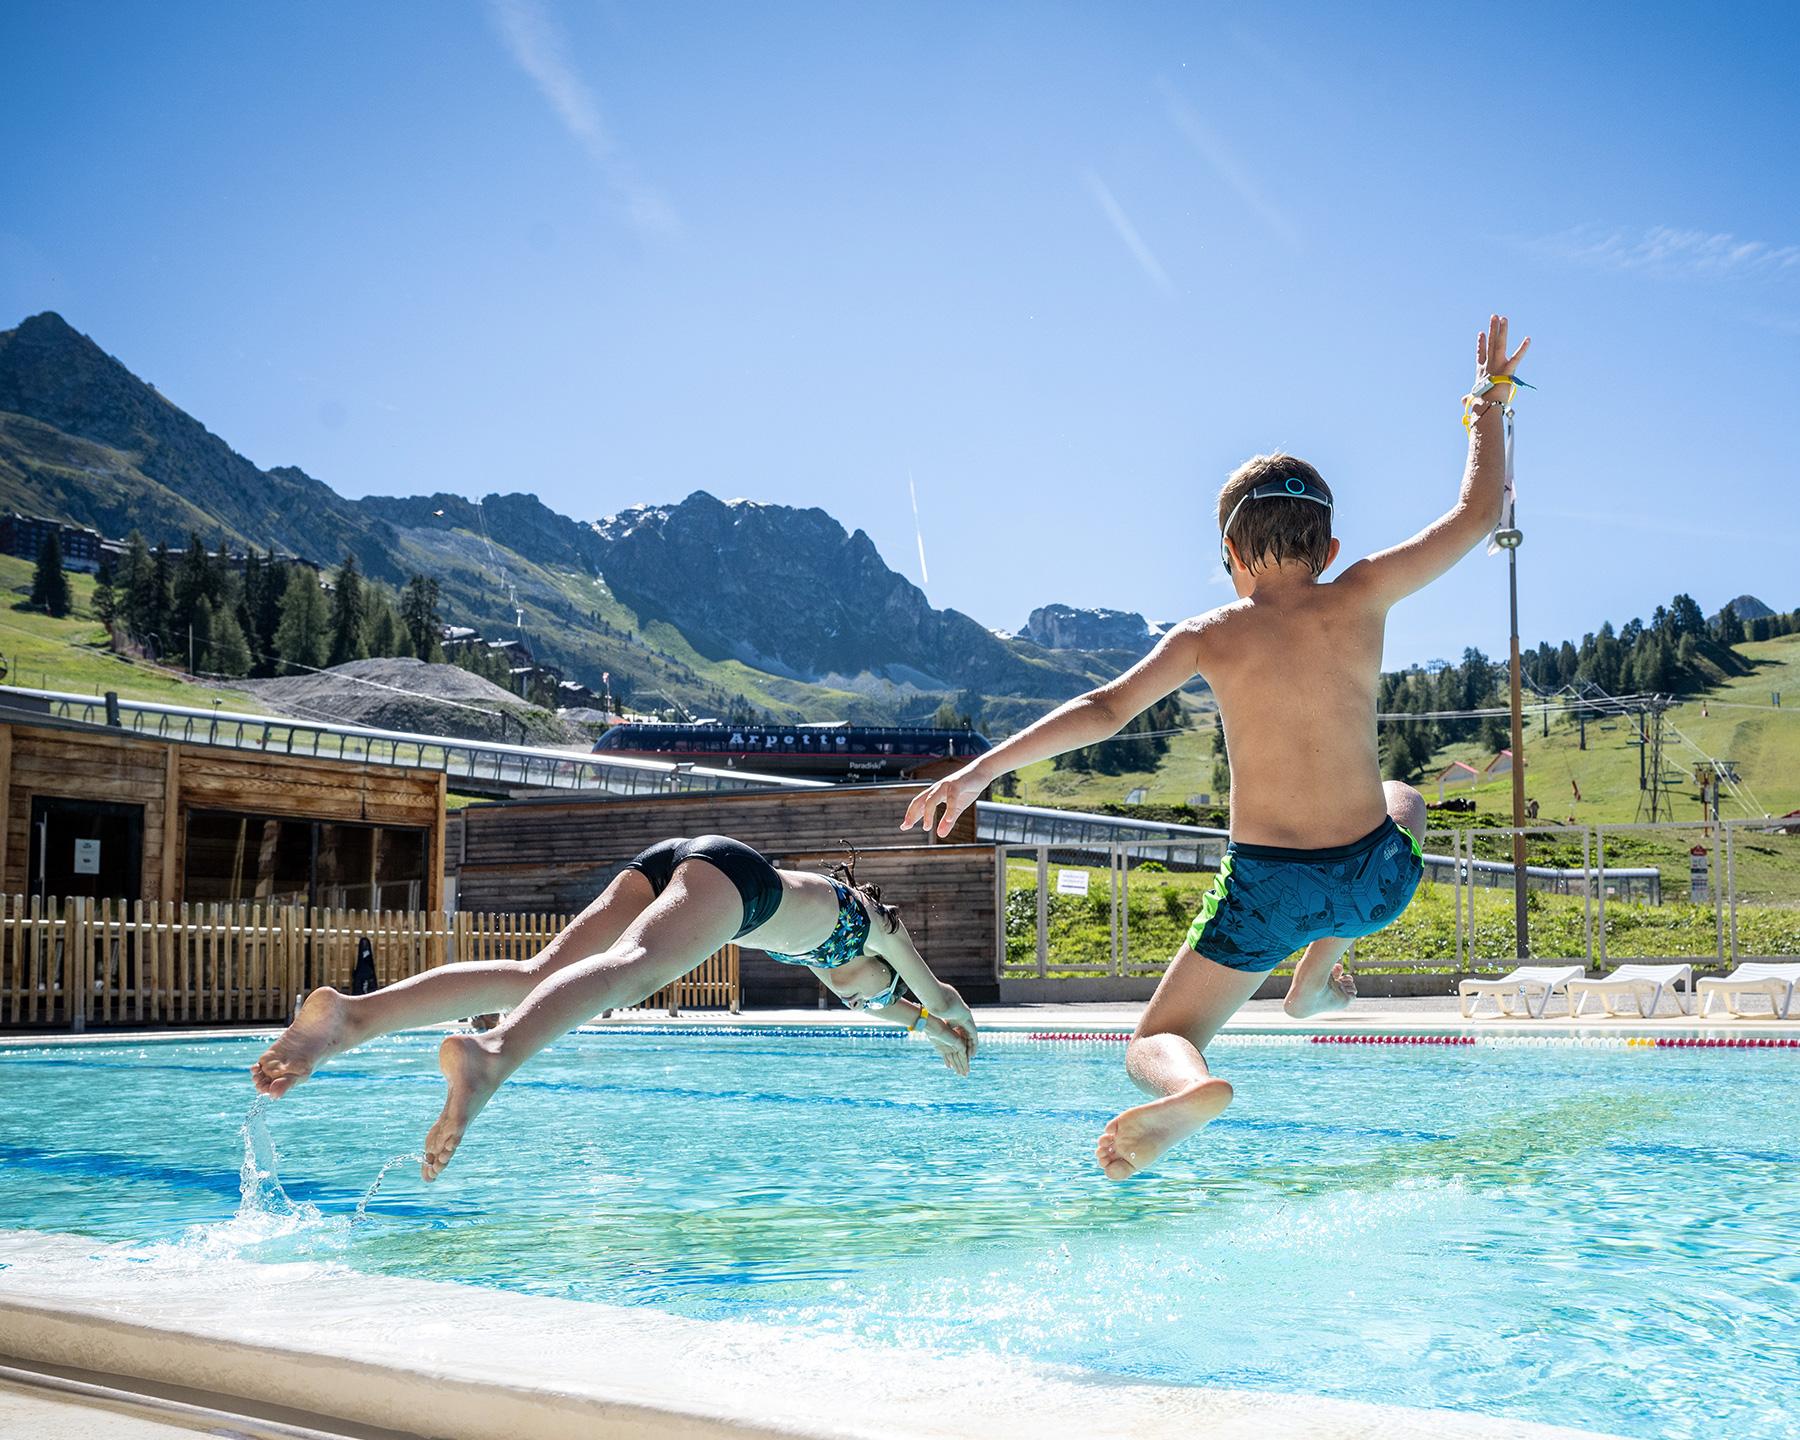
[
  {"xmin": 239, "ymin": 550, "xmax": 265, "ymax": 667},
  {"xmin": 1383, "ymin": 725, "xmax": 1423, "ymax": 783},
  {"xmin": 172, "ymin": 533, "xmax": 217, "ymax": 645},
  {"xmin": 1715, "ymin": 602, "xmax": 1745, "ymax": 647},
  {"xmin": 274, "ymin": 568, "xmax": 329, "ymax": 673},
  {"xmin": 149, "ymin": 543, "xmax": 174, "ymax": 653},
  {"xmin": 92, "ymin": 551, "xmax": 119, "ymax": 628},
  {"xmin": 327, "ymin": 553, "xmax": 368, "ymax": 667},
  {"xmin": 210, "ymin": 606, "xmax": 253, "ymax": 677},
  {"xmin": 30, "ymin": 531, "xmax": 71, "ymax": 618},
  {"xmin": 252, "ymin": 555, "xmax": 288, "ymax": 676},
  {"xmin": 400, "ymin": 575, "xmax": 443, "ymax": 661},
  {"xmin": 1210, "ymin": 709, "xmax": 1230, "ymax": 798},
  {"xmin": 1668, "ymin": 594, "xmax": 1706, "ymax": 637},
  {"xmin": 120, "ymin": 533, "xmax": 155, "ymax": 645},
  {"xmin": 367, "ymin": 594, "xmax": 406, "ymax": 658},
  {"xmin": 188, "ymin": 596, "xmax": 215, "ymax": 673},
  {"xmin": 1557, "ymin": 640, "xmax": 1578, "ymax": 686}
]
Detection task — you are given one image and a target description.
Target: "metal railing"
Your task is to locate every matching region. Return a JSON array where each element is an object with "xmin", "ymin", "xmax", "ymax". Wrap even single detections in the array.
[
  {"xmin": 0, "ymin": 686, "xmax": 826, "ymax": 798},
  {"xmin": 998, "ymin": 817, "xmax": 1799, "ymax": 980}
]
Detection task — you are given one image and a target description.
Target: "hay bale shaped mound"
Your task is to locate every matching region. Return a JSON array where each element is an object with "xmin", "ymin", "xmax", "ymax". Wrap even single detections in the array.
[{"xmin": 237, "ymin": 659, "xmax": 582, "ymax": 746}]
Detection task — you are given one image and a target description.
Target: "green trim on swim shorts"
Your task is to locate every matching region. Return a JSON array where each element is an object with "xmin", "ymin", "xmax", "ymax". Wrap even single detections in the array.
[
  {"xmin": 1185, "ymin": 853, "xmax": 1233, "ymax": 951},
  {"xmin": 1405, "ymin": 826, "xmax": 1422, "ymax": 859}
]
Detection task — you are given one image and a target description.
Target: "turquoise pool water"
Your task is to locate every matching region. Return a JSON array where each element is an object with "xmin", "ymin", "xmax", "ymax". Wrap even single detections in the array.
[{"xmin": 1, "ymin": 1029, "xmax": 1796, "ymax": 1440}]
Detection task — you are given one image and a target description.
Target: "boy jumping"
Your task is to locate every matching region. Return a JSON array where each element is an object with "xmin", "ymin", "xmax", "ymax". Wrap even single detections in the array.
[{"xmin": 904, "ymin": 314, "xmax": 1529, "ymax": 1179}]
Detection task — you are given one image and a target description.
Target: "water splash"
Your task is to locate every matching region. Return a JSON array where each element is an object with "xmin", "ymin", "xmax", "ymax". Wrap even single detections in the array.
[
  {"xmin": 239, "ymin": 1092, "xmax": 308, "ymax": 1221},
  {"xmin": 353, "ymin": 1153, "xmax": 426, "ymax": 1226}
]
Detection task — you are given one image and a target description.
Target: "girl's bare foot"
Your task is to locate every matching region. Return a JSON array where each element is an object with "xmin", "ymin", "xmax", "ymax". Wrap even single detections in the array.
[
  {"xmin": 1094, "ymin": 1077, "xmax": 1233, "ymax": 1180},
  {"xmin": 1284, "ymin": 962, "xmax": 1356, "ymax": 1019},
  {"xmin": 421, "ymin": 1034, "xmax": 505, "ymax": 1182},
  {"xmin": 251, "ymin": 987, "xmax": 364, "ymax": 1097}
]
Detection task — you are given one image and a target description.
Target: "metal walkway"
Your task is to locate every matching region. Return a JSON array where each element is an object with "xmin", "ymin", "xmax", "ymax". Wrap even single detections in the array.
[{"xmin": 0, "ymin": 686, "xmax": 825, "ymax": 799}]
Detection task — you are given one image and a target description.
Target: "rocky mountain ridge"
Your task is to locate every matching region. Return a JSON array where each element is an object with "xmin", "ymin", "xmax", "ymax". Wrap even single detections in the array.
[
  {"xmin": 1018, "ymin": 603, "xmax": 1165, "ymax": 656},
  {"xmin": 0, "ymin": 311, "xmax": 1111, "ymax": 720}
]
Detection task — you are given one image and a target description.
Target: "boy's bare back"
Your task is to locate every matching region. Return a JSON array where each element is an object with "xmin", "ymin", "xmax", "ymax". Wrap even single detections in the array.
[{"xmin": 1181, "ymin": 573, "xmax": 1388, "ymax": 850}]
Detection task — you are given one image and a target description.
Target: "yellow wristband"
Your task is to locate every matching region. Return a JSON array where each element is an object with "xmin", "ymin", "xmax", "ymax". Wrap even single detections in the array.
[{"xmin": 912, "ymin": 1006, "xmax": 931, "ymax": 1033}]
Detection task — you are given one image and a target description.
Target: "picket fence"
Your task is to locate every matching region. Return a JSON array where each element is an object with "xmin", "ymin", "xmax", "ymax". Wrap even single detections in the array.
[{"xmin": 0, "ymin": 895, "xmax": 740, "ymax": 1028}]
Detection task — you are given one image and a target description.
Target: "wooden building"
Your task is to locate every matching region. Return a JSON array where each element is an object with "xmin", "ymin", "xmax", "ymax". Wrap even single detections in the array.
[
  {"xmin": 0, "ymin": 717, "xmax": 445, "ymax": 911},
  {"xmin": 450, "ymin": 785, "xmax": 998, "ymax": 1006}
]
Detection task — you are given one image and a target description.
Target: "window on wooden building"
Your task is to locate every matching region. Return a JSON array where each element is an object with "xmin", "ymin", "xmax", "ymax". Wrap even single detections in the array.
[{"xmin": 184, "ymin": 811, "xmax": 430, "ymax": 911}]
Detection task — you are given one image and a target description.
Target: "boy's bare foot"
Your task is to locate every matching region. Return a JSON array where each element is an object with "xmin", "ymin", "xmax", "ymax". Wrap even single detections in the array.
[
  {"xmin": 1284, "ymin": 962, "xmax": 1356, "ymax": 1019},
  {"xmin": 421, "ymin": 1034, "xmax": 505, "ymax": 1182},
  {"xmin": 1094, "ymin": 1077, "xmax": 1233, "ymax": 1180},
  {"xmin": 251, "ymin": 987, "xmax": 364, "ymax": 1097}
]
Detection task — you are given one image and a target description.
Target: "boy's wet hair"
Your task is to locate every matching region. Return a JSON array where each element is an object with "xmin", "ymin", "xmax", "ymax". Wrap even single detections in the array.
[{"xmin": 1218, "ymin": 453, "xmax": 1334, "ymax": 575}]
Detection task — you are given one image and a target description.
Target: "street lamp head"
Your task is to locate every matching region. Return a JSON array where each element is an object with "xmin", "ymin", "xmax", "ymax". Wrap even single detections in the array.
[{"xmin": 1494, "ymin": 528, "xmax": 1524, "ymax": 550}]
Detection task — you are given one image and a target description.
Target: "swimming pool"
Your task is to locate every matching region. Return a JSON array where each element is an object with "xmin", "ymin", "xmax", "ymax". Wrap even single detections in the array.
[{"xmin": 1, "ymin": 1028, "xmax": 1795, "ymax": 1440}]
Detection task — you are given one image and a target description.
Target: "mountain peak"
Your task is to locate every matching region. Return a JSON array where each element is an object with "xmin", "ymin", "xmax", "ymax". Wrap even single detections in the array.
[
  {"xmin": 1710, "ymin": 594, "xmax": 1774, "ymax": 625},
  {"xmin": 1019, "ymin": 603, "xmax": 1157, "ymax": 655},
  {"xmin": 14, "ymin": 311, "xmax": 82, "ymax": 341}
]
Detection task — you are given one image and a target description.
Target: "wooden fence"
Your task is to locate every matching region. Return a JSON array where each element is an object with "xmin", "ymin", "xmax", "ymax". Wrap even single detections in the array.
[{"xmin": 0, "ymin": 896, "xmax": 739, "ymax": 1029}]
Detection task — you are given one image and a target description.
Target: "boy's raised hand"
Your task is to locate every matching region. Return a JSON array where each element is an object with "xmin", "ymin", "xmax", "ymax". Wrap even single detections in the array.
[
  {"xmin": 901, "ymin": 761, "xmax": 985, "ymax": 838},
  {"xmin": 1476, "ymin": 312, "xmax": 1530, "ymax": 383}
]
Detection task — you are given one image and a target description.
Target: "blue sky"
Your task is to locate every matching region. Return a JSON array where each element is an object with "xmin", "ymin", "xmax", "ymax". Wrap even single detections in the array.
[{"xmin": 3, "ymin": 1, "xmax": 1795, "ymax": 667}]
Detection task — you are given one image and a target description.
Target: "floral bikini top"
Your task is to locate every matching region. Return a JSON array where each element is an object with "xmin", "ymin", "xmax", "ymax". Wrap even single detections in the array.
[{"xmin": 764, "ymin": 883, "xmax": 871, "ymax": 969}]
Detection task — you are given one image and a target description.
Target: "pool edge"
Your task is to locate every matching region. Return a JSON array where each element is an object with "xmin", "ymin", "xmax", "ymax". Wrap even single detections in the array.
[{"xmin": 0, "ymin": 1232, "xmax": 1631, "ymax": 1440}]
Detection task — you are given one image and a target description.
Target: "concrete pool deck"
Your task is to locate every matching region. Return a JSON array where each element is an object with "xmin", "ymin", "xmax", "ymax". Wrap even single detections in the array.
[{"xmin": 0, "ymin": 1230, "xmax": 1629, "ymax": 1440}]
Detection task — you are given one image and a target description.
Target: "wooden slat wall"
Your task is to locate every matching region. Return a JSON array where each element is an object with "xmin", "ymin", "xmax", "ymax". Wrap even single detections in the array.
[
  {"xmin": 455, "ymin": 785, "xmax": 976, "ymax": 908},
  {"xmin": 741, "ymin": 846, "xmax": 998, "ymax": 1006},
  {"xmin": 452, "ymin": 787, "xmax": 998, "ymax": 1004},
  {"xmin": 457, "ymin": 785, "xmax": 975, "ymax": 873},
  {"xmin": 2, "ymin": 728, "xmax": 169, "ymax": 897},
  {"xmin": 0, "ymin": 722, "xmax": 445, "ymax": 905},
  {"xmin": 177, "ymin": 748, "xmax": 442, "ymax": 825}
]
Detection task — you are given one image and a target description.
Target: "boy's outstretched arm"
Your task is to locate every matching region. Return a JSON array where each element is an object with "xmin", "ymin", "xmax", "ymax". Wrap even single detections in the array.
[
  {"xmin": 902, "ymin": 617, "xmax": 1210, "ymax": 838},
  {"xmin": 1339, "ymin": 313, "xmax": 1530, "ymax": 608}
]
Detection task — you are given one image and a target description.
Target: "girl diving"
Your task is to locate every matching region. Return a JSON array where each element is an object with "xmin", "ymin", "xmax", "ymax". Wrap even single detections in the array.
[{"xmin": 251, "ymin": 836, "xmax": 978, "ymax": 1179}]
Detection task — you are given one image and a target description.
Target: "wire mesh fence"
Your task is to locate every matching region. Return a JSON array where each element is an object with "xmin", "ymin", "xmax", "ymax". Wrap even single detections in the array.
[{"xmin": 999, "ymin": 818, "xmax": 1799, "ymax": 981}]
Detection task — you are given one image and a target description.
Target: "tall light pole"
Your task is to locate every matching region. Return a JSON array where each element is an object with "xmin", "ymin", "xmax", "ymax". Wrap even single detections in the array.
[{"xmin": 1494, "ymin": 523, "xmax": 1529, "ymax": 957}]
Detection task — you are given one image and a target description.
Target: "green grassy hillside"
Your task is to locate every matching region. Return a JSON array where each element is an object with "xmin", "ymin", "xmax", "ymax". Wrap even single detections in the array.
[
  {"xmin": 1009, "ymin": 693, "xmax": 1221, "ymax": 809},
  {"xmin": 1424, "ymin": 632, "xmax": 1800, "ymax": 824},
  {"xmin": 0, "ymin": 553, "xmax": 251, "ymax": 708},
  {"xmin": 1010, "ymin": 633, "xmax": 1800, "ymax": 825}
]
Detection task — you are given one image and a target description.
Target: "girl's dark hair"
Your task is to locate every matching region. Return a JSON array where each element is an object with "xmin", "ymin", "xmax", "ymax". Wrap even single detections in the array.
[{"xmin": 830, "ymin": 841, "xmax": 902, "ymax": 934}]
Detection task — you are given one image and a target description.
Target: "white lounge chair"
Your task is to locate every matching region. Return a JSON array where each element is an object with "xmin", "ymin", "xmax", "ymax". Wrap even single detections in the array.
[
  {"xmin": 1697, "ymin": 963, "xmax": 1800, "ymax": 1019},
  {"xmin": 1458, "ymin": 965, "xmax": 1586, "ymax": 1019},
  {"xmin": 1569, "ymin": 963, "xmax": 1693, "ymax": 1019}
]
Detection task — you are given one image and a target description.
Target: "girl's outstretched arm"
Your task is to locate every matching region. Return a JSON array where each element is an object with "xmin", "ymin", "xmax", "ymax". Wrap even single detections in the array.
[
  {"xmin": 863, "ymin": 918, "xmax": 969, "ymax": 1028},
  {"xmin": 866, "ymin": 995, "xmax": 973, "ymax": 1076}
]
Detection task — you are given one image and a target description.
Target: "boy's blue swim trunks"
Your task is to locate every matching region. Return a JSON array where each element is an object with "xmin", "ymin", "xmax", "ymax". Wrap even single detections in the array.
[{"xmin": 1185, "ymin": 817, "xmax": 1423, "ymax": 972}]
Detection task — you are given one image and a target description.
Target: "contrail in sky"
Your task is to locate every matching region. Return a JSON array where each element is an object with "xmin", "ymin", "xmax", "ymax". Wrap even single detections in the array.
[{"xmin": 908, "ymin": 470, "xmax": 929, "ymax": 585}]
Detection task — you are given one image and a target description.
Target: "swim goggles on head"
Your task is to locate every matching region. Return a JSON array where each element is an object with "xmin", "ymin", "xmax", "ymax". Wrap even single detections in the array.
[{"xmin": 1219, "ymin": 475, "xmax": 1334, "ymax": 569}]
